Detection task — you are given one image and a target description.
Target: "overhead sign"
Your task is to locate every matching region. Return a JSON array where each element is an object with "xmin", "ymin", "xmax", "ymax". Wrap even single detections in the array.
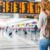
[{"xmin": 0, "ymin": 2, "xmax": 40, "ymax": 14}]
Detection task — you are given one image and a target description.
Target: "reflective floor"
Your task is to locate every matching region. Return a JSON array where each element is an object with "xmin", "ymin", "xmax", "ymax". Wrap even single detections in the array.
[{"xmin": 0, "ymin": 30, "xmax": 39, "ymax": 50}]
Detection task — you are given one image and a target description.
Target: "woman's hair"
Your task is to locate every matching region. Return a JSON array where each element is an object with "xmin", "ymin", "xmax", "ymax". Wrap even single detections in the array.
[{"xmin": 41, "ymin": 0, "xmax": 50, "ymax": 11}]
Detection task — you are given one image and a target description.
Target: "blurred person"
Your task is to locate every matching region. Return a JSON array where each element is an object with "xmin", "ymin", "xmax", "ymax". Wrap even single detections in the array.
[
  {"xmin": 9, "ymin": 25, "xmax": 16, "ymax": 38},
  {"xmin": 31, "ymin": 28, "xmax": 34, "ymax": 40},
  {"xmin": 38, "ymin": 0, "xmax": 50, "ymax": 50},
  {"xmin": 23, "ymin": 28, "xmax": 27, "ymax": 38},
  {"xmin": 31, "ymin": 25, "xmax": 38, "ymax": 41},
  {"xmin": 14, "ymin": 28, "xmax": 17, "ymax": 34},
  {"xmin": 5, "ymin": 26, "xmax": 13, "ymax": 38},
  {"xmin": 33, "ymin": 25, "xmax": 38, "ymax": 41}
]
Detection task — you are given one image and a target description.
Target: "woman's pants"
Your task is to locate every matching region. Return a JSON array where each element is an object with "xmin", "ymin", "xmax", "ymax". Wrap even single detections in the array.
[{"xmin": 39, "ymin": 38, "xmax": 50, "ymax": 50}]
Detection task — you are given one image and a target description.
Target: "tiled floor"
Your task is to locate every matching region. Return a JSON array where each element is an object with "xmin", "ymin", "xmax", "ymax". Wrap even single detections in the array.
[{"xmin": 0, "ymin": 31, "xmax": 39, "ymax": 50}]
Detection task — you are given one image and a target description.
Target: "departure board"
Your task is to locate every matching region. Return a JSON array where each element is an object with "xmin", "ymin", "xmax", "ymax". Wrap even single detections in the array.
[
  {"xmin": 0, "ymin": 2, "xmax": 41, "ymax": 14},
  {"xmin": 3, "ymin": 2, "xmax": 6, "ymax": 12},
  {"xmin": 35, "ymin": 2, "xmax": 40, "ymax": 14},
  {"xmin": 29, "ymin": 2, "xmax": 34, "ymax": 14},
  {"xmin": 14, "ymin": 2, "xmax": 20, "ymax": 13},
  {"xmin": 21, "ymin": 2, "xmax": 27, "ymax": 13},
  {"xmin": 5, "ymin": 2, "xmax": 11, "ymax": 13},
  {"xmin": 0, "ymin": 1, "xmax": 3, "ymax": 12}
]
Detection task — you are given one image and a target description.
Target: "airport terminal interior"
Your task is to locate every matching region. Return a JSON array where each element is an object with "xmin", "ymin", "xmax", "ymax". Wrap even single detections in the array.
[
  {"xmin": 0, "ymin": 0, "xmax": 50, "ymax": 50},
  {"xmin": 0, "ymin": 13, "xmax": 40, "ymax": 50}
]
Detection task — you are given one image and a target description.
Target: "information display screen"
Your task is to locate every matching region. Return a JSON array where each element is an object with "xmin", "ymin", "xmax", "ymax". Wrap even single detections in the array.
[
  {"xmin": 0, "ymin": 2, "xmax": 41, "ymax": 14},
  {"xmin": 35, "ymin": 2, "xmax": 40, "ymax": 14}
]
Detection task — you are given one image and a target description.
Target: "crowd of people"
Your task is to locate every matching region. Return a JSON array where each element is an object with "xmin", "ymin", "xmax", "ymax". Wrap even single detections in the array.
[{"xmin": 0, "ymin": 25, "xmax": 39, "ymax": 41}]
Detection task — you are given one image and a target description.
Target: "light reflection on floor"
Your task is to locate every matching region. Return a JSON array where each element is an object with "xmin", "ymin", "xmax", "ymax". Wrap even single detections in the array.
[{"xmin": 0, "ymin": 30, "xmax": 39, "ymax": 50}]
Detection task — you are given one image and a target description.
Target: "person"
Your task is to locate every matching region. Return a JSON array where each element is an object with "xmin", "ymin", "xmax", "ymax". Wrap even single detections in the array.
[
  {"xmin": 38, "ymin": 0, "xmax": 50, "ymax": 50},
  {"xmin": 34, "ymin": 25, "xmax": 38, "ymax": 40},
  {"xmin": 23, "ymin": 28, "xmax": 27, "ymax": 38},
  {"xmin": 6, "ymin": 26, "xmax": 13, "ymax": 38},
  {"xmin": 31, "ymin": 25, "xmax": 38, "ymax": 41},
  {"xmin": 15, "ymin": 29, "xmax": 18, "ymax": 33}
]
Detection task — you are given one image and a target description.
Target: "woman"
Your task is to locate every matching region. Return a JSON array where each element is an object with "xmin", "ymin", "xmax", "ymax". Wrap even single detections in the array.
[{"xmin": 38, "ymin": 0, "xmax": 50, "ymax": 50}]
